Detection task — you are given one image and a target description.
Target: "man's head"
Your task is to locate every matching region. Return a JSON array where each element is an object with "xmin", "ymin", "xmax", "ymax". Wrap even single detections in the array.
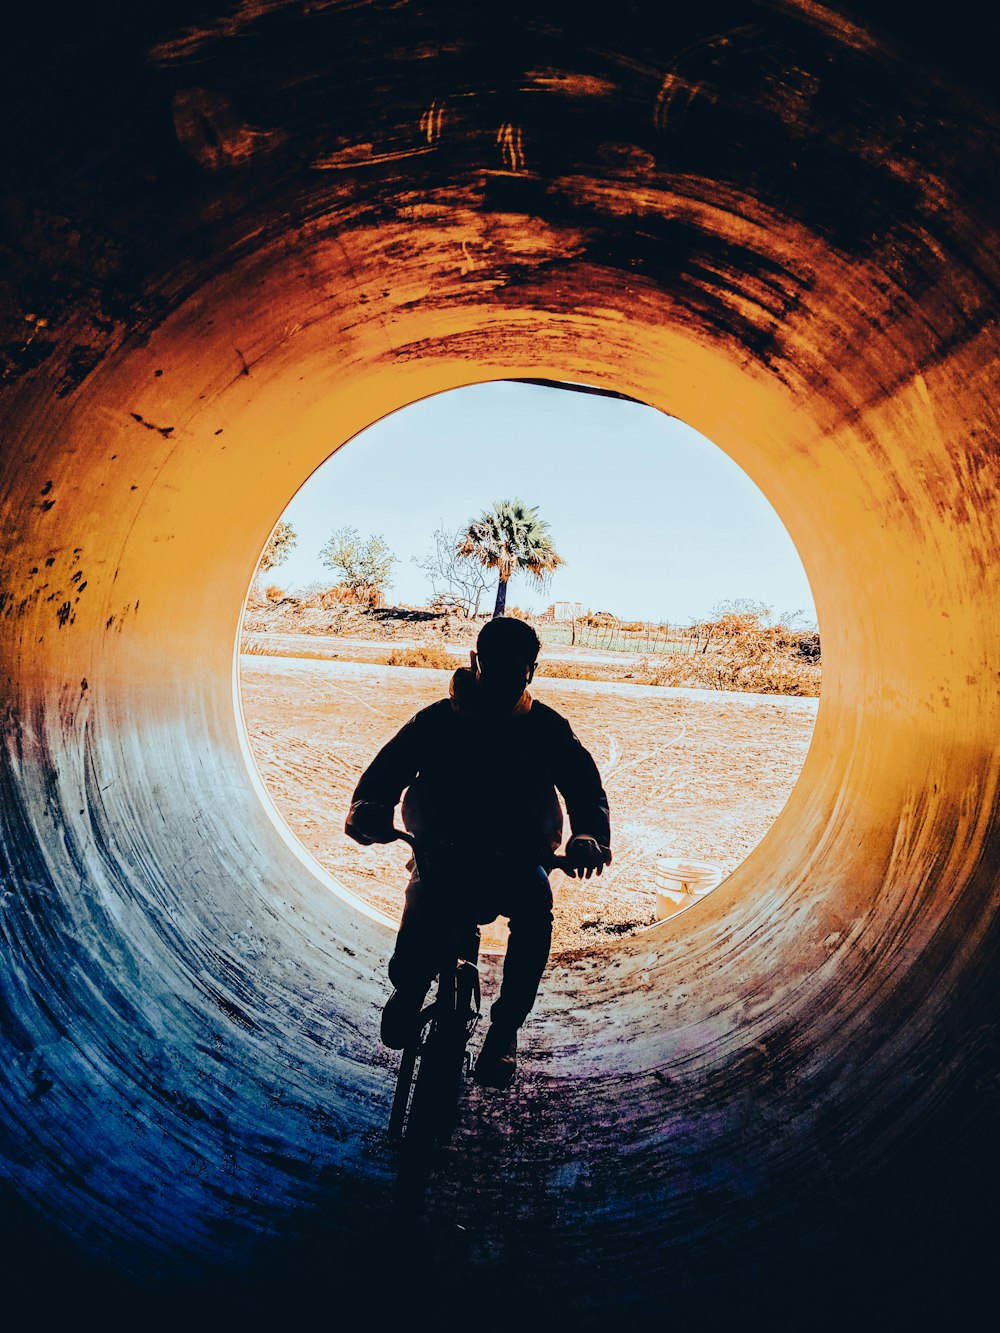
[{"xmin": 471, "ymin": 616, "xmax": 541, "ymax": 708}]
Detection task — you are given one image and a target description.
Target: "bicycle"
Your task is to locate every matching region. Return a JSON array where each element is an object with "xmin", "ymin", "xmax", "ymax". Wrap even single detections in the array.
[
  {"xmin": 386, "ymin": 830, "xmax": 482, "ymax": 1150},
  {"xmin": 385, "ymin": 829, "xmax": 574, "ymax": 1153}
]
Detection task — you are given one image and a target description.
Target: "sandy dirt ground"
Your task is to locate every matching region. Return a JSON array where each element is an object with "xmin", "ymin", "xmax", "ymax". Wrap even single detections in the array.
[{"xmin": 240, "ymin": 656, "xmax": 817, "ymax": 953}]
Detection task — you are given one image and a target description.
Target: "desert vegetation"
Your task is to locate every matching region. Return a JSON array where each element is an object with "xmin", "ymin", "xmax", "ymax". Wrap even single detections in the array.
[
  {"xmin": 633, "ymin": 605, "xmax": 820, "ymax": 696},
  {"xmin": 245, "ymin": 500, "xmax": 818, "ymax": 695},
  {"xmin": 243, "ymin": 594, "xmax": 819, "ymax": 697}
]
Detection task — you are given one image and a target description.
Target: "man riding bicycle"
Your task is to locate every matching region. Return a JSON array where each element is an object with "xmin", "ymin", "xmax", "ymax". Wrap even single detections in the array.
[{"xmin": 345, "ymin": 616, "xmax": 612, "ymax": 1089}]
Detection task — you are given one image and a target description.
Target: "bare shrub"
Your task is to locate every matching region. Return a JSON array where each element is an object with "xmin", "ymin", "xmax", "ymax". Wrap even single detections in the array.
[
  {"xmin": 318, "ymin": 586, "xmax": 348, "ymax": 610},
  {"xmin": 241, "ymin": 638, "xmax": 337, "ymax": 661},
  {"xmin": 536, "ymin": 660, "xmax": 630, "ymax": 684},
  {"xmin": 428, "ymin": 594, "xmax": 470, "ymax": 616},
  {"xmin": 634, "ymin": 608, "xmax": 821, "ymax": 697},
  {"xmin": 293, "ymin": 581, "xmax": 331, "ymax": 609},
  {"xmin": 385, "ymin": 646, "xmax": 456, "ymax": 669},
  {"xmin": 795, "ymin": 631, "xmax": 822, "ymax": 660},
  {"xmin": 356, "ymin": 583, "xmax": 385, "ymax": 610},
  {"xmin": 415, "ymin": 524, "xmax": 490, "ymax": 617},
  {"xmin": 245, "ymin": 582, "xmax": 266, "ymax": 610},
  {"xmin": 265, "ymin": 584, "xmax": 285, "ymax": 603}
]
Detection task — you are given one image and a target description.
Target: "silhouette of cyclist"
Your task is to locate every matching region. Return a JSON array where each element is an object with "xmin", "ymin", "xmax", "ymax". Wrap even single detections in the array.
[{"xmin": 345, "ymin": 616, "xmax": 612, "ymax": 1089}]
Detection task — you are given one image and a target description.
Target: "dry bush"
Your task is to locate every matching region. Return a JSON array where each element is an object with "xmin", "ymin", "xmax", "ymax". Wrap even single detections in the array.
[
  {"xmin": 318, "ymin": 585, "xmax": 351, "ymax": 610},
  {"xmin": 639, "ymin": 655, "xmax": 821, "ymax": 696},
  {"xmin": 385, "ymin": 646, "xmax": 456, "ymax": 670},
  {"xmin": 429, "ymin": 611, "xmax": 469, "ymax": 638},
  {"xmin": 265, "ymin": 584, "xmax": 286, "ymax": 603},
  {"xmin": 634, "ymin": 610, "xmax": 821, "ymax": 696},
  {"xmin": 240, "ymin": 636, "xmax": 336, "ymax": 662},
  {"xmin": 504, "ymin": 606, "xmax": 532, "ymax": 621},
  {"xmin": 536, "ymin": 660, "xmax": 629, "ymax": 684},
  {"xmin": 795, "ymin": 630, "xmax": 822, "ymax": 660},
  {"xmin": 429, "ymin": 594, "xmax": 470, "ymax": 616},
  {"xmin": 356, "ymin": 583, "xmax": 385, "ymax": 610},
  {"xmin": 302, "ymin": 582, "xmax": 386, "ymax": 610},
  {"xmin": 291, "ymin": 582, "xmax": 331, "ymax": 609}
]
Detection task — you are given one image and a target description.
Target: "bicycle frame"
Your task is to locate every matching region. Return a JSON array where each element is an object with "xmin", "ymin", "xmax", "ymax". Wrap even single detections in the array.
[
  {"xmin": 385, "ymin": 828, "xmax": 575, "ymax": 1148},
  {"xmin": 387, "ymin": 830, "xmax": 482, "ymax": 1146}
]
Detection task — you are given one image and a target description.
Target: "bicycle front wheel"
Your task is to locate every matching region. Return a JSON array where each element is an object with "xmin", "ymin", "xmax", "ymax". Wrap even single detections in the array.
[{"xmin": 404, "ymin": 1014, "xmax": 468, "ymax": 1146}]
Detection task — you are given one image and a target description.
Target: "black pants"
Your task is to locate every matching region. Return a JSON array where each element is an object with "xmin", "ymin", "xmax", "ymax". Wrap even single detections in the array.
[{"xmin": 387, "ymin": 858, "xmax": 554, "ymax": 1031}]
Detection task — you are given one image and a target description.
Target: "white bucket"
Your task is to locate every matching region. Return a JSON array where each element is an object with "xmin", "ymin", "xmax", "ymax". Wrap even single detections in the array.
[{"xmin": 654, "ymin": 857, "xmax": 723, "ymax": 919}]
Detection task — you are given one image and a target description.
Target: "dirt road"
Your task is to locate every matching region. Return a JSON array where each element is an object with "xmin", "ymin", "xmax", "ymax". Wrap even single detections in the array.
[
  {"xmin": 242, "ymin": 628, "xmax": 657, "ymax": 667},
  {"xmin": 239, "ymin": 656, "xmax": 817, "ymax": 953}
]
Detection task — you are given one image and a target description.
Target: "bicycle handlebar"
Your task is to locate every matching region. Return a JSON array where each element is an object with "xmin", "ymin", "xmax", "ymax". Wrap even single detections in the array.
[{"xmin": 387, "ymin": 828, "xmax": 580, "ymax": 874}]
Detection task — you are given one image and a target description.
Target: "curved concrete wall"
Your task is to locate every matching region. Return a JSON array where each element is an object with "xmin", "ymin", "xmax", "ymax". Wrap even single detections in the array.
[{"xmin": 1, "ymin": 1, "xmax": 997, "ymax": 1317}]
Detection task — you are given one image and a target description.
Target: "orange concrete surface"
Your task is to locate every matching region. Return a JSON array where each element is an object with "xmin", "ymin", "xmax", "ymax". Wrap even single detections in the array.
[{"xmin": 0, "ymin": 1, "xmax": 997, "ymax": 1320}]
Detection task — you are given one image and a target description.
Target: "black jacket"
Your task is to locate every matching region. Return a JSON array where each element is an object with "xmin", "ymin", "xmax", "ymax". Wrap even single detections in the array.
[{"xmin": 347, "ymin": 667, "xmax": 611, "ymax": 863}]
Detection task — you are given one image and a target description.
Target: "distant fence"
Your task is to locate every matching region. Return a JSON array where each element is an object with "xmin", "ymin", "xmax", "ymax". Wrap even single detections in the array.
[{"xmin": 536, "ymin": 620, "xmax": 703, "ymax": 656}]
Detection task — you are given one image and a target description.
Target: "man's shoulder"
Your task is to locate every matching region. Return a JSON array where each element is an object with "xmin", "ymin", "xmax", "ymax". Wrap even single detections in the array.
[
  {"xmin": 386, "ymin": 698, "xmax": 453, "ymax": 738},
  {"xmin": 413, "ymin": 697, "xmax": 454, "ymax": 723},
  {"xmin": 528, "ymin": 698, "xmax": 572, "ymax": 732}
]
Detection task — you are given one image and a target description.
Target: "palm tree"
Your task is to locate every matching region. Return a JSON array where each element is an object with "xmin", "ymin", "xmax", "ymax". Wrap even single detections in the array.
[{"xmin": 457, "ymin": 499, "xmax": 565, "ymax": 618}]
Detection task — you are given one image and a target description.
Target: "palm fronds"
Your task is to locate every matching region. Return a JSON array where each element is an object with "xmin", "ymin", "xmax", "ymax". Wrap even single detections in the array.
[{"xmin": 457, "ymin": 498, "xmax": 564, "ymax": 616}]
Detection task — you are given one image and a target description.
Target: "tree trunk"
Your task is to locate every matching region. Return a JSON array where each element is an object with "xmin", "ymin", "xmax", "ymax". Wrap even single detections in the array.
[{"xmin": 492, "ymin": 576, "xmax": 509, "ymax": 617}]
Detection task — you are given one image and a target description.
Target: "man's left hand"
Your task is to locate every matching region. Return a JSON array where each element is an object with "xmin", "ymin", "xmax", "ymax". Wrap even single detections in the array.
[
  {"xmin": 345, "ymin": 800, "xmax": 397, "ymax": 846},
  {"xmin": 565, "ymin": 835, "xmax": 612, "ymax": 879}
]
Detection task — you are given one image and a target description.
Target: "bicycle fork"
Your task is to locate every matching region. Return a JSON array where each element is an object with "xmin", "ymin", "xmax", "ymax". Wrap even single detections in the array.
[
  {"xmin": 387, "ymin": 956, "xmax": 482, "ymax": 1146},
  {"xmin": 453, "ymin": 957, "xmax": 482, "ymax": 1074}
]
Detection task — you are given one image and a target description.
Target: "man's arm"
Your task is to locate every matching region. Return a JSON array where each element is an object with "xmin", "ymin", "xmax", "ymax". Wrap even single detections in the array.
[
  {"xmin": 551, "ymin": 717, "xmax": 612, "ymax": 877},
  {"xmin": 345, "ymin": 711, "xmax": 426, "ymax": 845}
]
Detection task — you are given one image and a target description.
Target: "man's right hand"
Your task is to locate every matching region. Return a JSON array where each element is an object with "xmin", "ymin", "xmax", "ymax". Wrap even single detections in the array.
[
  {"xmin": 345, "ymin": 801, "xmax": 397, "ymax": 846},
  {"xmin": 565, "ymin": 835, "xmax": 612, "ymax": 879}
]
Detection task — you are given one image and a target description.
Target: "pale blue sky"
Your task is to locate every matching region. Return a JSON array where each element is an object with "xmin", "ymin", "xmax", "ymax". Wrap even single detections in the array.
[{"xmin": 267, "ymin": 381, "xmax": 817, "ymax": 627}]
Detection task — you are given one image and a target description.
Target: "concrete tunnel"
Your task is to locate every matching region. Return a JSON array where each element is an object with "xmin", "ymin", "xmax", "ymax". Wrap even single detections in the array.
[{"xmin": 1, "ymin": 1, "xmax": 998, "ymax": 1321}]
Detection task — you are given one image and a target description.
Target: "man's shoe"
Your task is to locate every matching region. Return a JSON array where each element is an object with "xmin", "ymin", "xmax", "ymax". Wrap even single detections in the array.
[
  {"xmin": 474, "ymin": 1025, "xmax": 518, "ymax": 1089},
  {"xmin": 380, "ymin": 988, "xmax": 425, "ymax": 1050}
]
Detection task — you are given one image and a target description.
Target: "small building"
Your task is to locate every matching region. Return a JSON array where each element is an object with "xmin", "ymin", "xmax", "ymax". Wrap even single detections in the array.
[{"xmin": 546, "ymin": 600, "xmax": 588, "ymax": 621}]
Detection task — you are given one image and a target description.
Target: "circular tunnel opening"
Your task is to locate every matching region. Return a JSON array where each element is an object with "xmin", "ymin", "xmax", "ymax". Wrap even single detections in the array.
[{"xmin": 235, "ymin": 377, "xmax": 820, "ymax": 960}]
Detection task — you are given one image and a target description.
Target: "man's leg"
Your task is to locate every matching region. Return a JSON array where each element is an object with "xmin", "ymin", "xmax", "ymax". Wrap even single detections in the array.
[
  {"xmin": 382, "ymin": 871, "xmax": 441, "ymax": 1048},
  {"xmin": 475, "ymin": 866, "xmax": 552, "ymax": 1087},
  {"xmin": 489, "ymin": 865, "xmax": 554, "ymax": 1029}
]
